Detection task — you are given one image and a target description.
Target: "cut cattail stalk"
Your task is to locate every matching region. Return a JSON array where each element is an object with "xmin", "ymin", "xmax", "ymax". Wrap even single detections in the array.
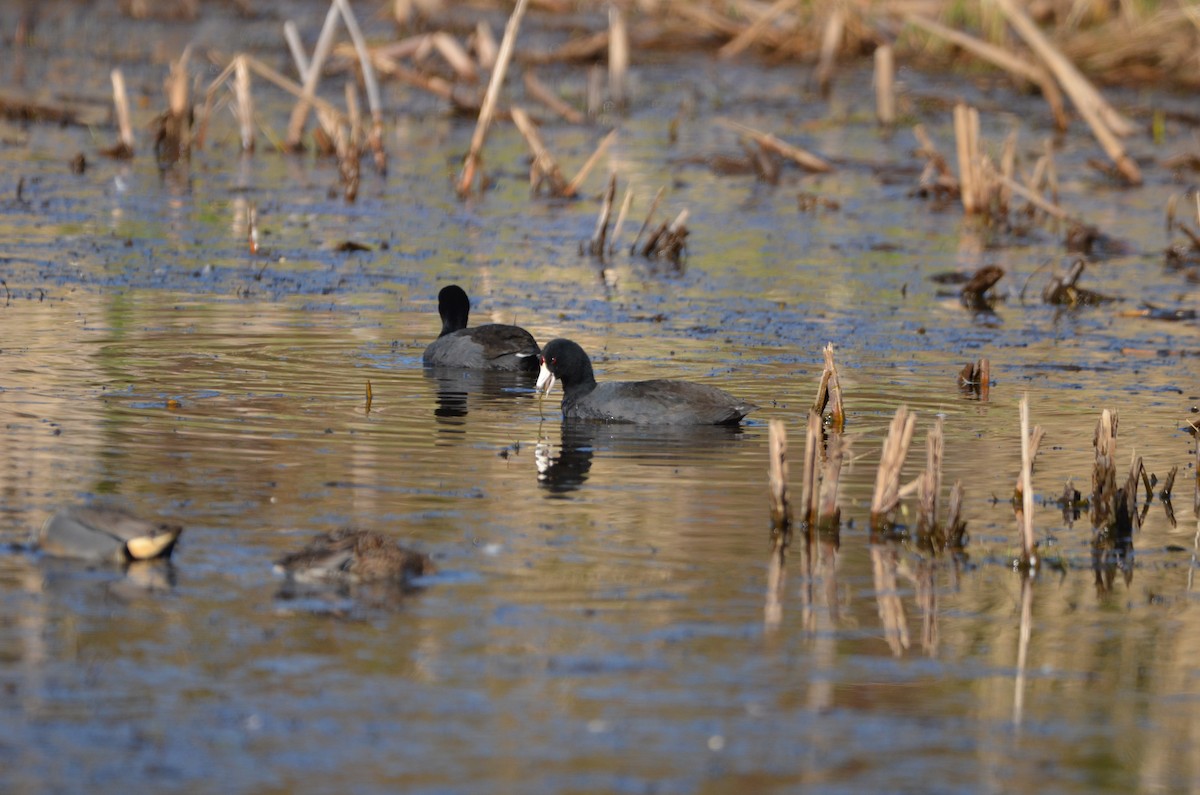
[
  {"xmin": 286, "ymin": 3, "xmax": 341, "ymax": 151},
  {"xmin": 524, "ymin": 71, "xmax": 585, "ymax": 125},
  {"xmin": 564, "ymin": 128, "xmax": 617, "ymax": 198},
  {"xmin": 817, "ymin": 429, "xmax": 846, "ymax": 536},
  {"xmin": 587, "ymin": 173, "xmax": 617, "ymax": 257},
  {"xmin": 586, "ymin": 64, "xmax": 603, "ymax": 120},
  {"xmin": 109, "ymin": 68, "xmax": 135, "ymax": 158},
  {"xmin": 511, "ymin": 106, "xmax": 568, "ymax": 195},
  {"xmin": 953, "ymin": 103, "xmax": 983, "ymax": 215},
  {"xmin": 814, "ymin": 6, "xmax": 844, "ymax": 98},
  {"xmin": 958, "ymin": 358, "xmax": 990, "ymax": 401},
  {"xmin": 1016, "ymin": 395, "xmax": 1037, "ymax": 568},
  {"xmin": 1091, "ymin": 409, "xmax": 1118, "ymax": 531},
  {"xmin": 629, "ymin": 186, "xmax": 665, "ymax": 255},
  {"xmin": 456, "ymin": 0, "xmax": 530, "ymax": 198},
  {"xmin": 241, "ymin": 55, "xmax": 347, "ymax": 129},
  {"xmin": 916, "ymin": 417, "xmax": 944, "ymax": 538},
  {"xmin": 874, "ymin": 44, "xmax": 895, "ymax": 128},
  {"xmin": 339, "ymin": 81, "xmax": 362, "ymax": 202},
  {"xmin": 334, "ymin": 0, "xmax": 387, "ymax": 174},
  {"xmin": 155, "ymin": 47, "xmax": 193, "ymax": 168},
  {"xmin": 234, "ymin": 56, "xmax": 254, "ymax": 152},
  {"xmin": 870, "ymin": 406, "xmax": 917, "ymax": 533},
  {"xmin": 642, "ymin": 208, "xmax": 689, "ymax": 262},
  {"xmin": 719, "ymin": 0, "xmax": 799, "ymax": 60},
  {"xmin": 812, "ymin": 342, "xmax": 845, "ymax": 432},
  {"xmin": 944, "ymin": 480, "xmax": 967, "ymax": 551},
  {"xmin": 608, "ymin": 3, "xmax": 628, "ymax": 110},
  {"xmin": 608, "ymin": 186, "xmax": 633, "ymax": 256},
  {"xmin": 717, "ymin": 118, "xmax": 832, "ymax": 173},
  {"xmin": 284, "ymin": 20, "xmax": 311, "ymax": 80}
]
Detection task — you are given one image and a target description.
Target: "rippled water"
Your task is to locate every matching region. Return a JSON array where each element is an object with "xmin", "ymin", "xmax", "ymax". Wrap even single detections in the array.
[{"xmin": 1, "ymin": 2, "xmax": 1199, "ymax": 793}]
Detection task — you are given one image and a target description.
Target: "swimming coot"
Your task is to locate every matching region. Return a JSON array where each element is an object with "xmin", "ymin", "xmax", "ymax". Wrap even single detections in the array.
[
  {"xmin": 422, "ymin": 285, "xmax": 539, "ymax": 373},
  {"xmin": 536, "ymin": 338, "xmax": 757, "ymax": 425},
  {"xmin": 38, "ymin": 504, "xmax": 182, "ymax": 563},
  {"xmin": 274, "ymin": 529, "xmax": 435, "ymax": 585}
]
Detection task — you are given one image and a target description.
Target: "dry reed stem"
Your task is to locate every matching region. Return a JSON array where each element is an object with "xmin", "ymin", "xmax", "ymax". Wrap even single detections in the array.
[
  {"xmin": 870, "ymin": 406, "xmax": 917, "ymax": 529},
  {"xmin": 798, "ymin": 411, "xmax": 821, "ymax": 530},
  {"xmin": 283, "ymin": 20, "xmax": 311, "ymax": 79},
  {"xmin": 769, "ymin": 419, "xmax": 793, "ymax": 533},
  {"xmin": 1017, "ymin": 395, "xmax": 1037, "ymax": 566},
  {"xmin": 339, "ymin": 81, "xmax": 361, "ymax": 202},
  {"xmin": 815, "ymin": 5, "xmax": 845, "ymax": 97},
  {"xmin": 524, "ymin": 72, "xmax": 585, "ymax": 124},
  {"xmin": 588, "ymin": 173, "xmax": 617, "ymax": 256},
  {"xmin": 457, "ymin": 0, "xmax": 531, "ymax": 198},
  {"xmin": 630, "ymin": 186, "xmax": 665, "ymax": 254},
  {"xmin": 608, "ymin": 3, "xmax": 629, "ymax": 109},
  {"xmin": 234, "ymin": 56, "xmax": 254, "ymax": 152},
  {"xmin": 248, "ymin": 202, "xmax": 259, "ymax": 254},
  {"xmin": 286, "ymin": 3, "xmax": 340, "ymax": 151},
  {"xmin": 431, "ymin": 32, "xmax": 479, "ymax": 82},
  {"xmin": 565, "ymin": 128, "xmax": 617, "ymax": 198},
  {"xmin": 944, "ymin": 480, "xmax": 966, "ymax": 549},
  {"xmin": 988, "ymin": 0, "xmax": 1135, "ymax": 138},
  {"xmin": 511, "ymin": 106, "xmax": 568, "ymax": 195},
  {"xmin": 993, "ymin": 171, "xmax": 1079, "ymax": 224},
  {"xmin": 1091, "ymin": 409, "xmax": 1118, "ymax": 530},
  {"xmin": 717, "ymin": 118, "xmax": 832, "ymax": 173},
  {"xmin": 953, "ymin": 103, "xmax": 983, "ymax": 214},
  {"xmin": 474, "ymin": 20, "xmax": 498, "ymax": 70},
  {"xmin": 813, "ymin": 343, "xmax": 845, "ymax": 431},
  {"xmin": 155, "ymin": 47, "xmax": 193, "ymax": 167},
  {"xmin": 874, "ymin": 44, "xmax": 895, "ymax": 128},
  {"xmin": 333, "ymin": 0, "xmax": 386, "ymax": 174},
  {"xmin": 609, "ymin": 186, "xmax": 634, "ymax": 256},
  {"xmin": 905, "ymin": 14, "xmax": 1067, "ymax": 131},
  {"xmin": 719, "ymin": 0, "xmax": 799, "ymax": 60},
  {"xmin": 240, "ymin": 56, "xmax": 347, "ymax": 128},
  {"xmin": 110, "ymin": 69, "xmax": 135, "ymax": 157}
]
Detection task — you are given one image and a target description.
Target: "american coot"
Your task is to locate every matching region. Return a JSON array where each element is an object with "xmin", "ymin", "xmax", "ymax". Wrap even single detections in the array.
[
  {"xmin": 536, "ymin": 338, "xmax": 757, "ymax": 425},
  {"xmin": 422, "ymin": 285, "xmax": 539, "ymax": 373},
  {"xmin": 37, "ymin": 504, "xmax": 182, "ymax": 563},
  {"xmin": 274, "ymin": 529, "xmax": 435, "ymax": 585}
]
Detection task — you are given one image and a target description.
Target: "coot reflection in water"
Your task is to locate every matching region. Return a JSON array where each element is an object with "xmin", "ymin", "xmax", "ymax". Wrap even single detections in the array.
[
  {"xmin": 536, "ymin": 420, "xmax": 754, "ymax": 496},
  {"xmin": 423, "ymin": 367, "xmax": 536, "ymax": 424}
]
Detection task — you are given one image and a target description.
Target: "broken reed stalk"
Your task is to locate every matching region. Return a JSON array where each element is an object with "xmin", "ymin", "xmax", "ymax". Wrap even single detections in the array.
[
  {"xmin": 629, "ymin": 186, "xmax": 665, "ymax": 255},
  {"xmin": 953, "ymin": 103, "xmax": 985, "ymax": 215},
  {"xmin": 431, "ymin": 32, "xmax": 478, "ymax": 83},
  {"xmin": 719, "ymin": 0, "xmax": 799, "ymax": 60},
  {"xmin": 283, "ymin": 20, "xmax": 311, "ymax": 79},
  {"xmin": 874, "ymin": 44, "xmax": 895, "ymax": 128},
  {"xmin": 768, "ymin": 419, "xmax": 793, "ymax": 534},
  {"xmin": 1017, "ymin": 395, "xmax": 1037, "ymax": 567},
  {"xmin": 717, "ymin": 118, "xmax": 832, "ymax": 173},
  {"xmin": 608, "ymin": 186, "xmax": 633, "ymax": 256},
  {"xmin": 474, "ymin": 20, "xmax": 498, "ymax": 70},
  {"xmin": 958, "ymin": 358, "xmax": 991, "ymax": 400},
  {"xmin": 608, "ymin": 3, "xmax": 629, "ymax": 110},
  {"xmin": 248, "ymin": 202, "xmax": 259, "ymax": 254},
  {"xmin": 333, "ymin": 0, "xmax": 387, "ymax": 174},
  {"xmin": 564, "ymin": 128, "xmax": 617, "ymax": 198},
  {"xmin": 642, "ymin": 208, "xmax": 689, "ymax": 261},
  {"xmin": 944, "ymin": 480, "xmax": 967, "ymax": 550},
  {"xmin": 338, "ymin": 81, "xmax": 362, "ymax": 202},
  {"xmin": 456, "ymin": 0, "xmax": 531, "ymax": 198},
  {"xmin": 988, "ymin": 0, "xmax": 1140, "ymax": 185},
  {"xmin": 870, "ymin": 406, "xmax": 917, "ymax": 533},
  {"xmin": 1014, "ymin": 421, "xmax": 1044, "ymax": 500},
  {"xmin": 1091, "ymin": 409, "xmax": 1118, "ymax": 530},
  {"xmin": 155, "ymin": 47, "xmax": 193, "ymax": 168},
  {"xmin": 285, "ymin": 3, "xmax": 341, "ymax": 151},
  {"xmin": 511, "ymin": 106, "xmax": 568, "ymax": 195},
  {"xmin": 817, "ymin": 428, "xmax": 846, "ymax": 536},
  {"xmin": 588, "ymin": 173, "xmax": 617, "ymax": 256},
  {"xmin": 814, "ymin": 5, "xmax": 844, "ymax": 97},
  {"xmin": 798, "ymin": 411, "xmax": 821, "ymax": 530},
  {"xmin": 523, "ymin": 72, "xmax": 585, "ymax": 125},
  {"xmin": 234, "ymin": 56, "xmax": 254, "ymax": 152},
  {"xmin": 109, "ymin": 68, "xmax": 135, "ymax": 158},
  {"xmin": 917, "ymin": 416, "xmax": 944, "ymax": 536},
  {"xmin": 240, "ymin": 55, "xmax": 347, "ymax": 132},
  {"xmin": 811, "ymin": 342, "xmax": 846, "ymax": 432},
  {"xmin": 1194, "ymin": 420, "xmax": 1200, "ymax": 516},
  {"xmin": 904, "ymin": 14, "xmax": 1067, "ymax": 132}
]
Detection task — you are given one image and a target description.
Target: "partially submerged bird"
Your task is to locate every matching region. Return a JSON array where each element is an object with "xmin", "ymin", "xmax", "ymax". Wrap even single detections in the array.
[
  {"xmin": 422, "ymin": 284, "xmax": 539, "ymax": 373},
  {"xmin": 37, "ymin": 504, "xmax": 182, "ymax": 564},
  {"xmin": 274, "ymin": 529, "xmax": 435, "ymax": 585},
  {"xmin": 536, "ymin": 338, "xmax": 757, "ymax": 425}
]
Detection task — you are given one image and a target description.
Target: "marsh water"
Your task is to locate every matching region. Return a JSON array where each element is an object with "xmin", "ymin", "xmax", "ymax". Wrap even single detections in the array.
[{"xmin": 2, "ymin": 2, "xmax": 1200, "ymax": 792}]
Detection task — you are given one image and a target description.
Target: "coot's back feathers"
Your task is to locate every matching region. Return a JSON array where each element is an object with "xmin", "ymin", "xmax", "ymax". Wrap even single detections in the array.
[
  {"xmin": 422, "ymin": 285, "xmax": 539, "ymax": 373},
  {"xmin": 537, "ymin": 338, "xmax": 756, "ymax": 425}
]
